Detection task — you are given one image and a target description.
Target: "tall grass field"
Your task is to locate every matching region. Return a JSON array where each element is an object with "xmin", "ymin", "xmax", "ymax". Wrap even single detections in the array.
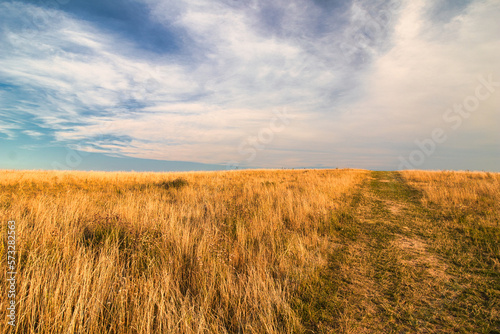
[{"xmin": 1, "ymin": 169, "xmax": 499, "ymax": 333}]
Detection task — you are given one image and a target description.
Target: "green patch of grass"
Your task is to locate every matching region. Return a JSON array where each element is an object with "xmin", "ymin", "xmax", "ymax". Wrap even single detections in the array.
[
  {"xmin": 292, "ymin": 264, "xmax": 343, "ymax": 333},
  {"xmin": 262, "ymin": 181, "xmax": 276, "ymax": 187},
  {"xmin": 127, "ymin": 177, "xmax": 189, "ymax": 191},
  {"xmin": 156, "ymin": 177, "xmax": 189, "ymax": 190},
  {"xmin": 329, "ymin": 210, "xmax": 360, "ymax": 241},
  {"xmin": 81, "ymin": 214, "xmax": 135, "ymax": 250}
]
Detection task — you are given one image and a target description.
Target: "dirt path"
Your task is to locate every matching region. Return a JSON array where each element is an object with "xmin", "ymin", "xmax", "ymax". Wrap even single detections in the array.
[
  {"xmin": 301, "ymin": 171, "xmax": 475, "ymax": 333},
  {"xmin": 336, "ymin": 171, "xmax": 457, "ymax": 333}
]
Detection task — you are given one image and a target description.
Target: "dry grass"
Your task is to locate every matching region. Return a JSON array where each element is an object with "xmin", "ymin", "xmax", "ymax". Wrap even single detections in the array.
[
  {"xmin": 400, "ymin": 170, "xmax": 500, "ymax": 227},
  {"xmin": 0, "ymin": 169, "xmax": 366, "ymax": 334},
  {"xmin": 1, "ymin": 169, "xmax": 499, "ymax": 333}
]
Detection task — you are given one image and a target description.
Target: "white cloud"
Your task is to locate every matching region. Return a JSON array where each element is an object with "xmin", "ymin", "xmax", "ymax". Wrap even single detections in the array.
[
  {"xmin": 0, "ymin": 0, "xmax": 498, "ymax": 169},
  {"xmin": 0, "ymin": 121, "xmax": 19, "ymax": 140},
  {"xmin": 335, "ymin": 0, "xmax": 500, "ymax": 165},
  {"xmin": 22, "ymin": 130, "xmax": 44, "ymax": 139}
]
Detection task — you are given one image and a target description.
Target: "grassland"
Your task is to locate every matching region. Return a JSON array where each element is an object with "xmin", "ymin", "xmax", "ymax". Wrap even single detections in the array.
[{"xmin": 0, "ymin": 169, "xmax": 499, "ymax": 333}]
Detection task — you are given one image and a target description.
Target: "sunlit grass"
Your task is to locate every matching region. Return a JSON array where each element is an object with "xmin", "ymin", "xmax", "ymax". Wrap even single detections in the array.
[
  {"xmin": 1, "ymin": 169, "xmax": 498, "ymax": 333},
  {"xmin": 0, "ymin": 169, "xmax": 366, "ymax": 333}
]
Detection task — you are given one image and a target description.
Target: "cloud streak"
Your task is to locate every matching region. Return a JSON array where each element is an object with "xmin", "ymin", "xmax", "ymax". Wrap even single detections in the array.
[{"xmin": 0, "ymin": 0, "xmax": 498, "ymax": 170}]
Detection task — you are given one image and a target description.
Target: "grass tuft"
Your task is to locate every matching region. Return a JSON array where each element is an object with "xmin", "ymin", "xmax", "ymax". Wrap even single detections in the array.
[{"xmin": 156, "ymin": 177, "xmax": 189, "ymax": 190}]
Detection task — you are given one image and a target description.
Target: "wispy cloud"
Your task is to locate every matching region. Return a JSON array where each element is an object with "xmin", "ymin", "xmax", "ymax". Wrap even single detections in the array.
[{"xmin": 0, "ymin": 0, "xmax": 498, "ymax": 170}]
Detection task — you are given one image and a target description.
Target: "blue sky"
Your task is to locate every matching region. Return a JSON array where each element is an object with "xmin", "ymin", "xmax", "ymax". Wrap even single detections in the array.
[{"xmin": 1, "ymin": 0, "xmax": 499, "ymax": 171}]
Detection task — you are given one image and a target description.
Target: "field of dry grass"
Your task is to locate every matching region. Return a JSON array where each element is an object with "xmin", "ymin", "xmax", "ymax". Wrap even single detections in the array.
[
  {"xmin": 0, "ymin": 169, "xmax": 366, "ymax": 333},
  {"xmin": 1, "ymin": 169, "xmax": 499, "ymax": 333}
]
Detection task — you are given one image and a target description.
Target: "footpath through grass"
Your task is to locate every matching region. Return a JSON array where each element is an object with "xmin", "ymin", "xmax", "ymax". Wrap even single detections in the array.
[{"xmin": 295, "ymin": 171, "xmax": 500, "ymax": 333}]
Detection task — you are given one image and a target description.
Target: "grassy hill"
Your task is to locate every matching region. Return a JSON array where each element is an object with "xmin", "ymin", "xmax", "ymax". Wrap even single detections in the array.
[{"xmin": 1, "ymin": 169, "xmax": 499, "ymax": 333}]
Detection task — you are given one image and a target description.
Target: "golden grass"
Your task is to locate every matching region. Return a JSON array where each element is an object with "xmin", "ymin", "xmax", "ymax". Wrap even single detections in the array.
[
  {"xmin": 400, "ymin": 170, "xmax": 500, "ymax": 226},
  {"xmin": 0, "ymin": 169, "xmax": 367, "ymax": 334},
  {"xmin": 2, "ymin": 169, "xmax": 498, "ymax": 333}
]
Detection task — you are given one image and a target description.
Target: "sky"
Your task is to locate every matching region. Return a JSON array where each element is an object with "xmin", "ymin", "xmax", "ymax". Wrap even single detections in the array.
[{"xmin": 0, "ymin": 0, "xmax": 499, "ymax": 171}]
